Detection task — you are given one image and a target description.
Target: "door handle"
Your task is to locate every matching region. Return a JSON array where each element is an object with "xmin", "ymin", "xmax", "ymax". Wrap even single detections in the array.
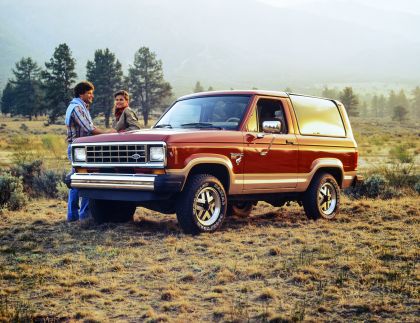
[{"xmin": 285, "ymin": 140, "xmax": 295, "ymax": 145}]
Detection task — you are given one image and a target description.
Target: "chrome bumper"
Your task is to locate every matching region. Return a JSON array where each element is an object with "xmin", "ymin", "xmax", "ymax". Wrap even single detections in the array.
[{"xmin": 70, "ymin": 173, "xmax": 156, "ymax": 190}]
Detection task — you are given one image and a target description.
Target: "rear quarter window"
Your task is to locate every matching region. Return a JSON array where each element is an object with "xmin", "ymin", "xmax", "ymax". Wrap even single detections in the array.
[{"xmin": 290, "ymin": 95, "xmax": 345, "ymax": 137}]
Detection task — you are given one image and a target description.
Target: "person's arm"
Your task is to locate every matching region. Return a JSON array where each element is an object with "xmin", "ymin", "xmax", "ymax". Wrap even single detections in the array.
[
  {"xmin": 125, "ymin": 108, "xmax": 141, "ymax": 131},
  {"xmin": 73, "ymin": 106, "xmax": 116, "ymax": 135}
]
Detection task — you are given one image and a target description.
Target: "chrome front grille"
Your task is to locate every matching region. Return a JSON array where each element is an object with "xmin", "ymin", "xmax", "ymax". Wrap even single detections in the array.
[{"xmin": 86, "ymin": 144, "xmax": 146, "ymax": 164}]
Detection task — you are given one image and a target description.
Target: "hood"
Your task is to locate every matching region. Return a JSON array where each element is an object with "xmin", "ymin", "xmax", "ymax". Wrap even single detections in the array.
[{"xmin": 72, "ymin": 128, "xmax": 243, "ymax": 144}]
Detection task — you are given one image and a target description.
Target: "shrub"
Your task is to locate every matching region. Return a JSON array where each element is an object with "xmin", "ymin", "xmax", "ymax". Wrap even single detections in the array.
[
  {"xmin": 32, "ymin": 170, "xmax": 61, "ymax": 198},
  {"xmin": 10, "ymin": 160, "xmax": 43, "ymax": 197},
  {"xmin": 345, "ymin": 174, "xmax": 400, "ymax": 199},
  {"xmin": 389, "ymin": 144, "xmax": 414, "ymax": 163},
  {"xmin": 0, "ymin": 172, "xmax": 28, "ymax": 211},
  {"xmin": 9, "ymin": 135, "xmax": 37, "ymax": 164},
  {"xmin": 378, "ymin": 163, "xmax": 418, "ymax": 188},
  {"xmin": 19, "ymin": 123, "xmax": 29, "ymax": 131},
  {"xmin": 56, "ymin": 182, "xmax": 69, "ymax": 201}
]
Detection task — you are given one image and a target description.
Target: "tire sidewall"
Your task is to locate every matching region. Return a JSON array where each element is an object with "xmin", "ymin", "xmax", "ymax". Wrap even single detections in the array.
[
  {"xmin": 192, "ymin": 178, "xmax": 227, "ymax": 232},
  {"xmin": 316, "ymin": 174, "xmax": 340, "ymax": 219}
]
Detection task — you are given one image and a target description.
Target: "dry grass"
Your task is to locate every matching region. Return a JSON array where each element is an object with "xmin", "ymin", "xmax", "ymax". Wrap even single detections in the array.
[
  {"xmin": 0, "ymin": 117, "xmax": 418, "ymax": 321},
  {"xmin": 0, "ymin": 197, "xmax": 419, "ymax": 322}
]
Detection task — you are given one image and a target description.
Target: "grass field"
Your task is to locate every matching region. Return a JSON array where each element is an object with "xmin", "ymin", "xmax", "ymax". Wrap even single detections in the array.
[
  {"xmin": 0, "ymin": 197, "xmax": 418, "ymax": 322},
  {"xmin": 0, "ymin": 116, "xmax": 419, "ymax": 322}
]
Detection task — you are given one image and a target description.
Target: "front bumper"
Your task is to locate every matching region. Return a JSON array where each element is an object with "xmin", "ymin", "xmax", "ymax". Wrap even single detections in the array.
[{"xmin": 70, "ymin": 173, "xmax": 184, "ymax": 192}]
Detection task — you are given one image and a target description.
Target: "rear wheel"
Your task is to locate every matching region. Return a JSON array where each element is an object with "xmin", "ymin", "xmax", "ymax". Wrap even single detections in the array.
[
  {"xmin": 227, "ymin": 201, "xmax": 253, "ymax": 217},
  {"xmin": 90, "ymin": 200, "xmax": 136, "ymax": 224},
  {"xmin": 303, "ymin": 172, "xmax": 340, "ymax": 220},
  {"xmin": 176, "ymin": 174, "xmax": 227, "ymax": 234}
]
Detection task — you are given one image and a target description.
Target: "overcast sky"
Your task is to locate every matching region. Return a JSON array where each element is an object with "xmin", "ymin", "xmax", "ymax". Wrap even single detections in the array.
[{"xmin": 1, "ymin": 0, "xmax": 419, "ymax": 94}]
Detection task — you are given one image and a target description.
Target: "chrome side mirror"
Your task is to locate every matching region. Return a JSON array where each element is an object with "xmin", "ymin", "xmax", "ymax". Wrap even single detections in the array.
[{"xmin": 262, "ymin": 120, "xmax": 281, "ymax": 134}]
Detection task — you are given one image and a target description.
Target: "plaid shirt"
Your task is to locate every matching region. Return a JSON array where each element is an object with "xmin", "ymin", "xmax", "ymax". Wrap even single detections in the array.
[{"xmin": 66, "ymin": 99, "xmax": 95, "ymax": 143}]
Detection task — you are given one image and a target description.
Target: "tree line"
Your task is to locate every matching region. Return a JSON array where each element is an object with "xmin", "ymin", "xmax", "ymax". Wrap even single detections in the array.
[
  {"xmin": 191, "ymin": 82, "xmax": 420, "ymax": 122},
  {"xmin": 0, "ymin": 44, "xmax": 172, "ymax": 126},
  {"xmin": 2, "ymin": 43, "xmax": 419, "ymax": 125},
  {"xmin": 320, "ymin": 86, "xmax": 420, "ymax": 121}
]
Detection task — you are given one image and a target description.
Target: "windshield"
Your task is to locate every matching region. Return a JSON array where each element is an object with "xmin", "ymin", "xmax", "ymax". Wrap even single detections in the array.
[{"xmin": 154, "ymin": 95, "xmax": 251, "ymax": 130}]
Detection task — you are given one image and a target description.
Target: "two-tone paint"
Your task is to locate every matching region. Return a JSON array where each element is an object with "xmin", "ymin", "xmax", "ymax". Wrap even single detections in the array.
[{"xmin": 71, "ymin": 90, "xmax": 359, "ymax": 200}]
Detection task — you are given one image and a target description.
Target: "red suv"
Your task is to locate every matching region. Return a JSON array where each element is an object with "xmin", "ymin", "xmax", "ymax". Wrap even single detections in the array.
[{"xmin": 70, "ymin": 91, "xmax": 361, "ymax": 234}]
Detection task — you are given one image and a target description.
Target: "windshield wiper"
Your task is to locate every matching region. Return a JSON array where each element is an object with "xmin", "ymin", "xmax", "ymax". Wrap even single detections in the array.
[
  {"xmin": 154, "ymin": 124, "xmax": 172, "ymax": 128},
  {"xmin": 180, "ymin": 122, "xmax": 222, "ymax": 129}
]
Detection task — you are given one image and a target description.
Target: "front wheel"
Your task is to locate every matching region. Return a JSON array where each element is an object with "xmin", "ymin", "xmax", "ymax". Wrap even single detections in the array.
[
  {"xmin": 176, "ymin": 174, "xmax": 227, "ymax": 234},
  {"xmin": 90, "ymin": 199, "xmax": 136, "ymax": 224},
  {"xmin": 302, "ymin": 172, "xmax": 340, "ymax": 220}
]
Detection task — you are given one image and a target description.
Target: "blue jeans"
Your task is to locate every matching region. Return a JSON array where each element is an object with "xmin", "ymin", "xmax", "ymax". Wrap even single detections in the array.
[{"xmin": 67, "ymin": 145, "xmax": 89, "ymax": 221}]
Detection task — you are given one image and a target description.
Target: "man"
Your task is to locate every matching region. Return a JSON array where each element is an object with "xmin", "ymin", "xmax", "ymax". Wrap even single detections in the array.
[{"xmin": 65, "ymin": 81, "xmax": 110, "ymax": 222}]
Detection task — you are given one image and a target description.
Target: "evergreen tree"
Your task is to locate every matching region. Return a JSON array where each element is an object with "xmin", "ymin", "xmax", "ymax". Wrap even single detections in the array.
[
  {"xmin": 1, "ymin": 82, "xmax": 16, "ymax": 115},
  {"xmin": 411, "ymin": 86, "xmax": 420, "ymax": 118},
  {"xmin": 322, "ymin": 86, "xmax": 339, "ymax": 100},
  {"xmin": 193, "ymin": 81, "xmax": 204, "ymax": 93},
  {"xmin": 387, "ymin": 89, "xmax": 409, "ymax": 119},
  {"xmin": 42, "ymin": 43, "xmax": 77, "ymax": 124},
  {"xmin": 397, "ymin": 89, "xmax": 409, "ymax": 111},
  {"xmin": 359, "ymin": 100, "xmax": 368, "ymax": 117},
  {"xmin": 370, "ymin": 95, "xmax": 379, "ymax": 117},
  {"xmin": 392, "ymin": 105, "xmax": 408, "ymax": 122},
  {"xmin": 377, "ymin": 94, "xmax": 387, "ymax": 118},
  {"xmin": 128, "ymin": 47, "xmax": 172, "ymax": 126},
  {"xmin": 339, "ymin": 87, "xmax": 359, "ymax": 117},
  {"xmin": 86, "ymin": 48, "xmax": 123, "ymax": 127},
  {"xmin": 386, "ymin": 90, "xmax": 398, "ymax": 118},
  {"xmin": 208, "ymin": 86, "xmax": 214, "ymax": 91},
  {"xmin": 10, "ymin": 57, "xmax": 43, "ymax": 120}
]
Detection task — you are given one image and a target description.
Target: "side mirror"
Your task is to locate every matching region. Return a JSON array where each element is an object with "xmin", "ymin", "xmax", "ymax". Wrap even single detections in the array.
[{"xmin": 262, "ymin": 120, "xmax": 281, "ymax": 134}]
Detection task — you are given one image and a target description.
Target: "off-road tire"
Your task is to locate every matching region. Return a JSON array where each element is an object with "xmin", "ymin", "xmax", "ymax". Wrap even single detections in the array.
[
  {"xmin": 176, "ymin": 174, "xmax": 227, "ymax": 234},
  {"xmin": 227, "ymin": 201, "xmax": 253, "ymax": 217},
  {"xmin": 303, "ymin": 172, "xmax": 340, "ymax": 220},
  {"xmin": 90, "ymin": 199, "xmax": 136, "ymax": 224}
]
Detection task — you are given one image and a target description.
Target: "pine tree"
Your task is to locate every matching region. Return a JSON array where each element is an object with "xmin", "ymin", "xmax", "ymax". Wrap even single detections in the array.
[
  {"xmin": 1, "ymin": 82, "xmax": 16, "ymax": 115},
  {"xmin": 10, "ymin": 57, "xmax": 43, "ymax": 120},
  {"xmin": 86, "ymin": 48, "xmax": 123, "ymax": 127},
  {"xmin": 370, "ymin": 95, "xmax": 379, "ymax": 117},
  {"xmin": 339, "ymin": 87, "xmax": 359, "ymax": 117},
  {"xmin": 386, "ymin": 90, "xmax": 398, "ymax": 118},
  {"xmin": 411, "ymin": 86, "xmax": 420, "ymax": 118},
  {"xmin": 128, "ymin": 47, "xmax": 172, "ymax": 126},
  {"xmin": 392, "ymin": 106, "xmax": 408, "ymax": 122},
  {"xmin": 397, "ymin": 89, "xmax": 409, "ymax": 111},
  {"xmin": 377, "ymin": 94, "xmax": 387, "ymax": 118},
  {"xmin": 193, "ymin": 81, "xmax": 204, "ymax": 93},
  {"xmin": 42, "ymin": 43, "xmax": 77, "ymax": 124},
  {"xmin": 322, "ymin": 86, "xmax": 339, "ymax": 100}
]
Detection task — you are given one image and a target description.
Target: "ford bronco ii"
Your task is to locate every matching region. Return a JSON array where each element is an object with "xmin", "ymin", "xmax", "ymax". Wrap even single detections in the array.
[{"xmin": 70, "ymin": 91, "xmax": 361, "ymax": 234}]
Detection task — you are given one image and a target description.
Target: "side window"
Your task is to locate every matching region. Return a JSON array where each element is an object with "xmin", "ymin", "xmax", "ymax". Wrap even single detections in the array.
[
  {"xmin": 256, "ymin": 99, "xmax": 287, "ymax": 133},
  {"xmin": 290, "ymin": 95, "xmax": 345, "ymax": 137}
]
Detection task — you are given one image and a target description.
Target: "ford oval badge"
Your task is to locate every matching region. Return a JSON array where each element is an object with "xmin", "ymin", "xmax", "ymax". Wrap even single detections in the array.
[{"xmin": 131, "ymin": 153, "xmax": 141, "ymax": 160}]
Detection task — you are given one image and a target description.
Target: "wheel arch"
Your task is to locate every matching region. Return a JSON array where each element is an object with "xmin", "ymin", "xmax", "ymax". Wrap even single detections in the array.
[
  {"xmin": 186, "ymin": 163, "xmax": 231, "ymax": 193},
  {"xmin": 308, "ymin": 158, "xmax": 344, "ymax": 188}
]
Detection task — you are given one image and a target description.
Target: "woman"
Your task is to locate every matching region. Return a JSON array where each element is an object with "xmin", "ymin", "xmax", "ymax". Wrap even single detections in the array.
[{"xmin": 112, "ymin": 90, "xmax": 141, "ymax": 131}]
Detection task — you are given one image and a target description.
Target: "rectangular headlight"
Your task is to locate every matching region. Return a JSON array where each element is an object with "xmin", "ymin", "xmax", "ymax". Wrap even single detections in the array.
[
  {"xmin": 149, "ymin": 146, "xmax": 164, "ymax": 162},
  {"xmin": 73, "ymin": 147, "xmax": 86, "ymax": 162}
]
